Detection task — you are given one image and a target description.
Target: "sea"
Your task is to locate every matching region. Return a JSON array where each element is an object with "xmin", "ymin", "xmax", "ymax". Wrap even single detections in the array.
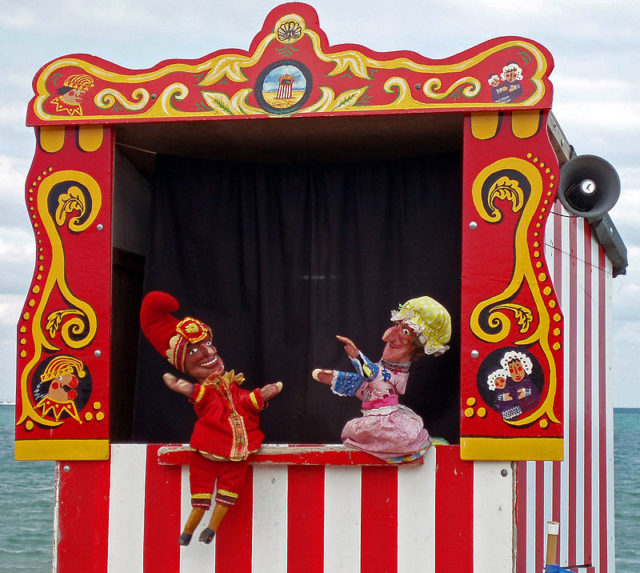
[{"xmin": 0, "ymin": 404, "xmax": 638, "ymax": 572}]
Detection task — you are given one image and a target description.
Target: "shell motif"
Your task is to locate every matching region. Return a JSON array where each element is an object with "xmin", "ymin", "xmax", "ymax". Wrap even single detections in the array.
[{"xmin": 277, "ymin": 20, "xmax": 303, "ymax": 42}]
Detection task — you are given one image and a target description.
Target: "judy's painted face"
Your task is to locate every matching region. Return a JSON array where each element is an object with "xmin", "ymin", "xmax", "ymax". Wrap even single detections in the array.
[
  {"xmin": 381, "ymin": 322, "xmax": 417, "ymax": 363},
  {"xmin": 184, "ymin": 338, "xmax": 224, "ymax": 382},
  {"xmin": 508, "ymin": 359, "xmax": 525, "ymax": 382},
  {"xmin": 494, "ymin": 376, "xmax": 507, "ymax": 390}
]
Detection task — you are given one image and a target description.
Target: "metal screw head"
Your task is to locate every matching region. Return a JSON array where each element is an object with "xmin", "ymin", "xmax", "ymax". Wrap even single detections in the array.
[
  {"xmin": 469, "ymin": 221, "xmax": 478, "ymax": 230},
  {"xmin": 501, "ymin": 469, "xmax": 508, "ymax": 477},
  {"xmin": 96, "ymin": 224, "xmax": 104, "ymax": 231},
  {"xmin": 471, "ymin": 350, "xmax": 479, "ymax": 358},
  {"xmin": 94, "ymin": 350, "xmax": 102, "ymax": 358}
]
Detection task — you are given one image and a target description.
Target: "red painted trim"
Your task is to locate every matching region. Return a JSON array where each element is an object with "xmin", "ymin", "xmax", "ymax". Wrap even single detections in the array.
[
  {"xmin": 435, "ymin": 447, "xmax": 474, "ymax": 572},
  {"xmin": 597, "ymin": 247, "xmax": 609, "ymax": 573},
  {"xmin": 361, "ymin": 466, "xmax": 398, "ymax": 573},
  {"xmin": 583, "ymin": 226, "xmax": 593, "ymax": 566},
  {"xmin": 143, "ymin": 445, "xmax": 181, "ymax": 572},
  {"xmin": 55, "ymin": 460, "xmax": 110, "ymax": 573},
  {"xmin": 568, "ymin": 216, "xmax": 578, "ymax": 566},
  {"xmin": 16, "ymin": 127, "xmax": 114, "ymax": 451},
  {"xmin": 216, "ymin": 466, "xmax": 254, "ymax": 573},
  {"xmin": 287, "ymin": 466, "xmax": 325, "ymax": 573},
  {"xmin": 27, "ymin": 5, "xmax": 555, "ymax": 128}
]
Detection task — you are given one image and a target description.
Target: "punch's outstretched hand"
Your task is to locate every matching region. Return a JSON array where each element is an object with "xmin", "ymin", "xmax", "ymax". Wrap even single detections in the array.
[
  {"xmin": 336, "ymin": 335, "xmax": 359, "ymax": 358},
  {"xmin": 163, "ymin": 373, "xmax": 195, "ymax": 397},
  {"xmin": 259, "ymin": 381, "xmax": 283, "ymax": 402}
]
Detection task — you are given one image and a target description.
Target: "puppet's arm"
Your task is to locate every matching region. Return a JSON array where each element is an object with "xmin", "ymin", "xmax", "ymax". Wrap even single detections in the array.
[
  {"xmin": 312, "ymin": 334, "xmax": 379, "ymax": 396},
  {"xmin": 313, "ymin": 369, "xmax": 363, "ymax": 397},
  {"xmin": 333, "ymin": 335, "xmax": 379, "ymax": 379},
  {"xmin": 163, "ymin": 373, "xmax": 195, "ymax": 397},
  {"xmin": 260, "ymin": 381, "xmax": 283, "ymax": 402},
  {"xmin": 321, "ymin": 353, "xmax": 378, "ymax": 398}
]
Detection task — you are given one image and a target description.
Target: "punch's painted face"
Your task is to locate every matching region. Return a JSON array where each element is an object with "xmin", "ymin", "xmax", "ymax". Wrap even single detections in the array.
[
  {"xmin": 184, "ymin": 338, "xmax": 224, "ymax": 382},
  {"xmin": 48, "ymin": 372, "xmax": 79, "ymax": 402},
  {"xmin": 381, "ymin": 322, "xmax": 417, "ymax": 363},
  {"xmin": 60, "ymin": 88, "xmax": 86, "ymax": 106},
  {"xmin": 508, "ymin": 359, "xmax": 525, "ymax": 382}
]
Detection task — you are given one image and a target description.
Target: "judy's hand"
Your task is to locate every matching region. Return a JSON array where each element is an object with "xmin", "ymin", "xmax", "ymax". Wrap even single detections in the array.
[
  {"xmin": 312, "ymin": 369, "xmax": 334, "ymax": 385},
  {"xmin": 336, "ymin": 335, "xmax": 359, "ymax": 358}
]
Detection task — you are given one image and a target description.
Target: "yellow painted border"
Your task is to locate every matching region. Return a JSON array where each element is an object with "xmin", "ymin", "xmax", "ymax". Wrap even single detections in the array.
[
  {"xmin": 460, "ymin": 437, "xmax": 563, "ymax": 461},
  {"xmin": 15, "ymin": 439, "xmax": 110, "ymax": 461}
]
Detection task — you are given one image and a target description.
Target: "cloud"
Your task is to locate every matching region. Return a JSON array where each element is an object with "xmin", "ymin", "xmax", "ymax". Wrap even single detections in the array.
[
  {"xmin": 0, "ymin": 155, "xmax": 32, "ymax": 229},
  {"xmin": 0, "ymin": 294, "xmax": 25, "ymax": 327},
  {"xmin": 0, "ymin": 227, "xmax": 34, "ymax": 282}
]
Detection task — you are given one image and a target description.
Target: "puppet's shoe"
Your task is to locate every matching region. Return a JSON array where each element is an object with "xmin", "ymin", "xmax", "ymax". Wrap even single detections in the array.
[
  {"xmin": 178, "ymin": 532, "xmax": 192, "ymax": 546},
  {"xmin": 260, "ymin": 381, "xmax": 283, "ymax": 402},
  {"xmin": 199, "ymin": 528, "xmax": 216, "ymax": 544}
]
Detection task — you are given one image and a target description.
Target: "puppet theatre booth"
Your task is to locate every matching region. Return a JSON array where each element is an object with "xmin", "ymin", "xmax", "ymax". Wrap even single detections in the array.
[{"xmin": 15, "ymin": 3, "xmax": 626, "ymax": 572}]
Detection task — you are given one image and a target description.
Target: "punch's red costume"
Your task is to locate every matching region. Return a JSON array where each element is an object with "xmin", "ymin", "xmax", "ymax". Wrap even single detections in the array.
[
  {"xmin": 139, "ymin": 291, "xmax": 267, "ymax": 510},
  {"xmin": 188, "ymin": 373, "xmax": 266, "ymax": 507}
]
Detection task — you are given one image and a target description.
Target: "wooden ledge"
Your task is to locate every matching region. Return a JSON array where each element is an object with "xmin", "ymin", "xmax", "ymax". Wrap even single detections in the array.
[{"xmin": 157, "ymin": 444, "xmax": 425, "ymax": 467}]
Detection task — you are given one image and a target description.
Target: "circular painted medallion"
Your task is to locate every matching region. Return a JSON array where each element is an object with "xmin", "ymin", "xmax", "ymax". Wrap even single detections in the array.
[
  {"xmin": 475, "ymin": 346, "xmax": 544, "ymax": 422},
  {"xmin": 255, "ymin": 60, "xmax": 312, "ymax": 115}
]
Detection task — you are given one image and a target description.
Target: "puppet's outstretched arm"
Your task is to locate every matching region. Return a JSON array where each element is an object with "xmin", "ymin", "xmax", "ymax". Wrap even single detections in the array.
[
  {"xmin": 163, "ymin": 373, "xmax": 194, "ymax": 396},
  {"xmin": 336, "ymin": 335, "xmax": 359, "ymax": 358},
  {"xmin": 259, "ymin": 381, "xmax": 283, "ymax": 401},
  {"xmin": 312, "ymin": 335, "xmax": 379, "ymax": 396}
]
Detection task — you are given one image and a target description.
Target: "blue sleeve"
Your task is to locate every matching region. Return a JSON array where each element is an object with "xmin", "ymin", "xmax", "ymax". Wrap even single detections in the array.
[
  {"xmin": 331, "ymin": 352, "xmax": 379, "ymax": 396},
  {"xmin": 332, "ymin": 371, "xmax": 364, "ymax": 397},
  {"xmin": 349, "ymin": 352, "xmax": 379, "ymax": 381}
]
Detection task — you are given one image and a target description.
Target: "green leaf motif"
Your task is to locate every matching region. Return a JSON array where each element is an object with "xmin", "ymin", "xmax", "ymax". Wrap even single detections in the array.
[{"xmin": 332, "ymin": 89, "xmax": 364, "ymax": 111}]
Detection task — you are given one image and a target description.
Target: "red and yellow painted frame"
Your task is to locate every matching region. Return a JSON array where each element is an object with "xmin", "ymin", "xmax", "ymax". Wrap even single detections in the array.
[
  {"xmin": 15, "ymin": 126, "xmax": 112, "ymax": 460},
  {"xmin": 18, "ymin": 2, "xmax": 561, "ymax": 461},
  {"xmin": 460, "ymin": 111, "xmax": 563, "ymax": 460},
  {"xmin": 27, "ymin": 3, "xmax": 552, "ymax": 125}
]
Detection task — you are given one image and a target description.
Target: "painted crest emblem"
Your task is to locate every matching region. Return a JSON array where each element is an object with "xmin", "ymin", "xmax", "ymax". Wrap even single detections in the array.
[{"xmin": 255, "ymin": 60, "xmax": 312, "ymax": 114}]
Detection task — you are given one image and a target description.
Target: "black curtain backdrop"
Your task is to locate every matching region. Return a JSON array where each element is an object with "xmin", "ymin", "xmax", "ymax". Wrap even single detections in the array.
[{"xmin": 132, "ymin": 152, "xmax": 461, "ymax": 444}]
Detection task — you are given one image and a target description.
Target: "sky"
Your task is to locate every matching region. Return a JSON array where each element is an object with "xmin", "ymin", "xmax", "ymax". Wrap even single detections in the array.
[{"xmin": 1, "ymin": 0, "xmax": 638, "ymax": 406}]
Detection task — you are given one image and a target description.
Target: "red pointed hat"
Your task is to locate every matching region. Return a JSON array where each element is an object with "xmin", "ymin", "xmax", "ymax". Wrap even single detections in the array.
[{"xmin": 139, "ymin": 291, "xmax": 212, "ymax": 372}]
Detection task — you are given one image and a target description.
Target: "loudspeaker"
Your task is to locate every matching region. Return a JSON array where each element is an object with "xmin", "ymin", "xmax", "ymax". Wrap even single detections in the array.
[{"xmin": 558, "ymin": 154, "xmax": 620, "ymax": 220}]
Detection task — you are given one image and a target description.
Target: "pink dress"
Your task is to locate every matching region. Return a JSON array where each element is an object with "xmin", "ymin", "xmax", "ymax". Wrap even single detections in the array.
[{"xmin": 331, "ymin": 353, "xmax": 430, "ymax": 461}]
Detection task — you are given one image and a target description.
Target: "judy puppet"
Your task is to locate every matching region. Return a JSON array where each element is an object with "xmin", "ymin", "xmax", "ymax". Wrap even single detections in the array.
[{"xmin": 313, "ymin": 296, "xmax": 451, "ymax": 462}]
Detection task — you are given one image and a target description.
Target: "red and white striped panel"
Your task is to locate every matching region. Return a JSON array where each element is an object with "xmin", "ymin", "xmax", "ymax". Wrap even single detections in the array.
[
  {"xmin": 516, "ymin": 204, "xmax": 615, "ymax": 573},
  {"xmin": 54, "ymin": 444, "xmax": 513, "ymax": 573}
]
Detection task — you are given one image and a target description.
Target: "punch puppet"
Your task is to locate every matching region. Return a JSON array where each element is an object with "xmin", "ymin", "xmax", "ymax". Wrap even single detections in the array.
[
  {"xmin": 313, "ymin": 296, "xmax": 451, "ymax": 462},
  {"xmin": 140, "ymin": 291, "xmax": 283, "ymax": 546}
]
